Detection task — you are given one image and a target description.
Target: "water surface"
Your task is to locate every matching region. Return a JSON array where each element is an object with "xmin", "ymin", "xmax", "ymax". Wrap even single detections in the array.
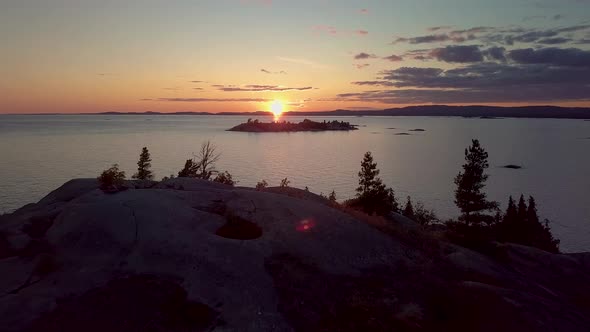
[{"xmin": 1, "ymin": 114, "xmax": 588, "ymax": 252}]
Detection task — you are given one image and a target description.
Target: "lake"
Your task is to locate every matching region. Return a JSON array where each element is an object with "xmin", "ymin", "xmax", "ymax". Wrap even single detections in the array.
[{"xmin": 1, "ymin": 114, "xmax": 588, "ymax": 252}]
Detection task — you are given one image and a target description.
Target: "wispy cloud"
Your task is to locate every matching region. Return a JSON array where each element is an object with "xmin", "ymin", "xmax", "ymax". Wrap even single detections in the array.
[
  {"xmin": 313, "ymin": 25, "xmax": 337, "ymax": 35},
  {"xmin": 277, "ymin": 56, "xmax": 329, "ymax": 69},
  {"xmin": 354, "ymin": 30, "xmax": 369, "ymax": 36},
  {"xmin": 215, "ymin": 84, "xmax": 315, "ymax": 92},
  {"xmin": 354, "ymin": 64, "xmax": 370, "ymax": 69},
  {"xmin": 157, "ymin": 98, "xmax": 271, "ymax": 102},
  {"xmin": 358, "ymin": 8, "xmax": 369, "ymax": 14},
  {"xmin": 261, "ymin": 68, "xmax": 287, "ymax": 74},
  {"xmin": 354, "ymin": 52, "xmax": 378, "ymax": 60}
]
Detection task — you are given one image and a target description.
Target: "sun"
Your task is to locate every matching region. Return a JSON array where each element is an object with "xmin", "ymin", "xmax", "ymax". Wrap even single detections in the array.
[{"xmin": 270, "ymin": 100, "xmax": 285, "ymax": 119}]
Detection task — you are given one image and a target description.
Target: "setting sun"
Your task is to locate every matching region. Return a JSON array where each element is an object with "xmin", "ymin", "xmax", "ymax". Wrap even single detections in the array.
[{"xmin": 270, "ymin": 100, "xmax": 285, "ymax": 118}]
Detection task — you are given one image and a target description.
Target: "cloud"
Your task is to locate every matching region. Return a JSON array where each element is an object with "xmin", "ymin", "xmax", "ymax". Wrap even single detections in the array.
[
  {"xmin": 334, "ymin": 60, "xmax": 590, "ymax": 103},
  {"xmin": 483, "ymin": 46, "xmax": 507, "ymax": 61},
  {"xmin": 395, "ymin": 24, "xmax": 590, "ymax": 46},
  {"xmin": 354, "ymin": 52, "xmax": 378, "ymax": 60},
  {"xmin": 354, "ymin": 64, "xmax": 370, "ymax": 69},
  {"xmin": 215, "ymin": 84, "xmax": 314, "ymax": 92},
  {"xmin": 430, "ymin": 45, "xmax": 484, "ymax": 63},
  {"xmin": 355, "ymin": 30, "xmax": 369, "ymax": 36},
  {"xmin": 261, "ymin": 68, "xmax": 287, "ymax": 74},
  {"xmin": 277, "ymin": 56, "xmax": 328, "ymax": 69},
  {"xmin": 508, "ymin": 47, "xmax": 590, "ymax": 67},
  {"xmin": 358, "ymin": 8, "xmax": 369, "ymax": 14},
  {"xmin": 428, "ymin": 26, "xmax": 453, "ymax": 32},
  {"xmin": 384, "ymin": 54, "xmax": 403, "ymax": 62},
  {"xmin": 190, "ymin": 80, "xmax": 204, "ymax": 83},
  {"xmin": 157, "ymin": 98, "xmax": 271, "ymax": 102}
]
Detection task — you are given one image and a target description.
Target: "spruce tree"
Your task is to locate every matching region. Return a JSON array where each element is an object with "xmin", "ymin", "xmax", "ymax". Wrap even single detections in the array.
[
  {"xmin": 527, "ymin": 196, "xmax": 539, "ymax": 224},
  {"xmin": 517, "ymin": 195, "xmax": 528, "ymax": 223},
  {"xmin": 355, "ymin": 152, "xmax": 398, "ymax": 215},
  {"xmin": 403, "ymin": 196, "xmax": 415, "ymax": 220},
  {"xmin": 132, "ymin": 147, "xmax": 154, "ymax": 180},
  {"xmin": 454, "ymin": 139, "xmax": 498, "ymax": 225}
]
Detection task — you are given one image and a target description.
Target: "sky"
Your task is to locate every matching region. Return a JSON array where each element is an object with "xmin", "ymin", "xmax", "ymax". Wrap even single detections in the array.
[{"xmin": 1, "ymin": 0, "xmax": 590, "ymax": 114}]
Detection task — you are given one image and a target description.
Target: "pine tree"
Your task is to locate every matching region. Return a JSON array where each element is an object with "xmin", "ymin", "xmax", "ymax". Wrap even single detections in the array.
[
  {"xmin": 355, "ymin": 152, "xmax": 398, "ymax": 215},
  {"xmin": 454, "ymin": 139, "xmax": 498, "ymax": 225},
  {"xmin": 132, "ymin": 147, "xmax": 153, "ymax": 180},
  {"xmin": 517, "ymin": 195, "xmax": 528, "ymax": 223},
  {"xmin": 403, "ymin": 196, "xmax": 415, "ymax": 220},
  {"xmin": 328, "ymin": 190, "xmax": 337, "ymax": 202},
  {"xmin": 527, "ymin": 196, "xmax": 539, "ymax": 224}
]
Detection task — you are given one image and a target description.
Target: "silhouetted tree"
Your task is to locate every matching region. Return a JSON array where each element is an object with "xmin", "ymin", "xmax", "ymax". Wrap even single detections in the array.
[
  {"xmin": 413, "ymin": 202, "xmax": 439, "ymax": 226},
  {"xmin": 280, "ymin": 178, "xmax": 290, "ymax": 188},
  {"xmin": 403, "ymin": 196, "xmax": 415, "ymax": 220},
  {"xmin": 214, "ymin": 171, "xmax": 235, "ymax": 186},
  {"xmin": 328, "ymin": 190, "xmax": 337, "ymax": 202},
  {"xmin": 132, "ymin": 147, "xmax": 153, "ymax": 180},
  {"xmin": 178, "ymin": 159, "xmax": 199, "ymax": 178},
  {"xmin": 355, "ymin": 152, "xmax": 398, "ymax": 216},
  {"xmin": 98, "ymin": 164, "xmax": 126, "ymax": 192},
  {"xmin": 454, "ymin": 139, "xmax": 498, "ymax": 225},
  {"xmin": 496, "ymin": 195, "xmax": 560, "ymax": 253},
  {"xmin": 517, "ymin": 195, "xmax": 528, "ymax": 223},
  {"xmin": 194, "ymin": 140, "xmax": 220, "ymax": 180}
]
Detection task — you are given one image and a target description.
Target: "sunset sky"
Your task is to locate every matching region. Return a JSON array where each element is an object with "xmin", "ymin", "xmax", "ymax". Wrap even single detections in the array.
[{"xmin": 2, "ymin": 0, "xmax": 590, "ymax": 114}]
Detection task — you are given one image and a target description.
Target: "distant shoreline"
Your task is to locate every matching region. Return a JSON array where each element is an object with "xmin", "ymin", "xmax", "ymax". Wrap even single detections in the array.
[{"xmin": 3, "ymin": 105, "xmax": 590, "ymax": 119}]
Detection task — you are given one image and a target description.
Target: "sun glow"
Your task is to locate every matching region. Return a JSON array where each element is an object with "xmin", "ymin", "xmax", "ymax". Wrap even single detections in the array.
[{"xmin": 270, "ymin": 100, "xmax": 285, "ymax": 120}]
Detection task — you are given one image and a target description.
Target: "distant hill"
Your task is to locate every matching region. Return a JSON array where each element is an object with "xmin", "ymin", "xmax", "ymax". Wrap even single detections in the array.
[{"xmin": 96, "ymin": 105, "xmax": 590, "ymax": 119}]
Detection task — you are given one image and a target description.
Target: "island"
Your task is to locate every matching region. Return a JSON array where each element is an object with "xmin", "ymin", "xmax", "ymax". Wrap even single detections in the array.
[
  {"xmin": 228, "ymin": 118, "xmax": 358, "ymax": 132},
  {"xmin": 503, "ymin": 164, "xmax": 524, "ymax": 169}
]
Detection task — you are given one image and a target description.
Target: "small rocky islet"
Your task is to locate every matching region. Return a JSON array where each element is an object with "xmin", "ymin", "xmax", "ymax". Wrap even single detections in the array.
[{"xmin": 228, "ymin": 118, "xmax": 358, "ymax": 132}]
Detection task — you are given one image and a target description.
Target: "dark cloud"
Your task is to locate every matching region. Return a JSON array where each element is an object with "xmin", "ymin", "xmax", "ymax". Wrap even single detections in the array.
[
  {"xmin": 483, "ymin": 46, "xmax": 507, "ymax": 61},
  {"xmin": 384, "ymin": 54, "xmax": 403, "ymax": 61},
  {"xmin": 397, "ymin": 24, "xmax": 590, "ymax": 46},
  {"xmin": 537, "ymin": 37, "xmax": 572, "ymax": 44},
  {"xmin": 427, "ymin": 26, "xmax": 452, "ymax": 32},
  {"xmin": 430, "ymin": 45, "xmax": 484, "ymax": 63},
  {"xmin": 351, "ymin": 81, "xmax": 396, "ymax": 87},
  {"xmin": 157, "ymin": 98, "xmax": 271, "ymax": 102},
  {"xmin": 354, "ymin": 52, "xmax": 378, "ymax": 60},
  {"xmin": 508, "ymin": 47, "xmax": 590, "ymax": 67},
  {"xmin": 337, "ymin": 58, "xmax": 590, "ymax": 103},
  {"xmin": 216, "ymin": 84, "xmax": 314, "ymax": 92}
]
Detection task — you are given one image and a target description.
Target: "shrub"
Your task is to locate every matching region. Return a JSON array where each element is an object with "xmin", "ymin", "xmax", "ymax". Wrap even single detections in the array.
[
  {"xmin": 256, "ymin": 180, "xmax": 268, "ymax": 191},
  {"xmin": 178, "ymin": 159, "xmax": 199, "ymax": 178},
  {"xmin": 98, "ymin": 164, "xmax": 126, "ymax": 192},
  {"xmin": 214, "ymin": 171, "xmax": 236, "ymax": 186},
  {"xmin": 280, "ymin": 178, "xmax": 290, "ymax": 188},
  {"xmin": 177, "ymin": 140, "xmax": 221, "ymax": 180},
  {"xmin": 354, "ymin": 152, "xmax": 398, "ymax": 216},
  {"xmin": 132, "ymin": 147, "xmax": 154, "ymax": 180}
]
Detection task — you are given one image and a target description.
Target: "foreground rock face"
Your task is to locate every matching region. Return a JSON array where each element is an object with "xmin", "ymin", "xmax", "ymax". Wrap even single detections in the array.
[{"xmin": 1, "ymin": 179, "xmax": 590, "ymax": 331}]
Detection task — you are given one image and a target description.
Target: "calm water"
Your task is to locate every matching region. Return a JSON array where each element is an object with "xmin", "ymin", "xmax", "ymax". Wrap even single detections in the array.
[{"xmin": 1, "ymin": 115, "xmax": 589, "ymax": 252}]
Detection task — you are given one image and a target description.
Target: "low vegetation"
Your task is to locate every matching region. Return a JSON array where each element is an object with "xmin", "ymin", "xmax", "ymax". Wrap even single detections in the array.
[
  {"xmin": 213, "ymin": 171, "xmax": 236, "ymax": 186},
  {"xmin": 97, "ymin": 164, "xmax": 126, "ymax": 192},
  {"xmin": 94, "ymin": 138, "xmax": 560, "ymax": 254},
  {"xmin": 256, "ymin": 180, "xmax": 268, "ymax": 190}
]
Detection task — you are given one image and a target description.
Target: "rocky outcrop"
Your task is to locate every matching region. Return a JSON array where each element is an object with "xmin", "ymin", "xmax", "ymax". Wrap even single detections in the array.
[{"xmin": 1, "ymin": 178, "xmax": 590, "ymax": 331}]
